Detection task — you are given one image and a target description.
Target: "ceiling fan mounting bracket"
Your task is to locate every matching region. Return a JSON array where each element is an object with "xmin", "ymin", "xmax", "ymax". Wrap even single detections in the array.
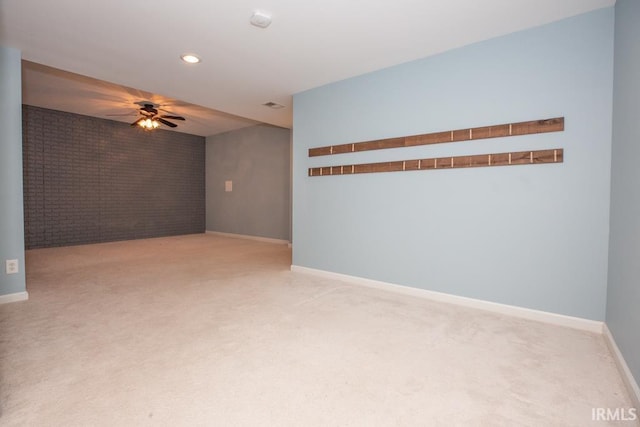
[{"xmin": 134, "ymin": 100, "xmax": 158, "ymax": 107}]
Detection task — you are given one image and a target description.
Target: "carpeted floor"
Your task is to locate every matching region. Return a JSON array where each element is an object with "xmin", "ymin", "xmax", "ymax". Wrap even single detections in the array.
[{"xmin": 0, "ymin": 234, "xmax": 636, "ymax": 426}]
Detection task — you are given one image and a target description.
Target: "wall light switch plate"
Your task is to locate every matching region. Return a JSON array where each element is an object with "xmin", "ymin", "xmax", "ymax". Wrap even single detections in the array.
[
  {"xmin": 225, "ymin": 180, "xmax": 233, "ymax": 192},
  {"xmin": 5, "ymin": 259, "xmax": 18, "ymax": 274}
]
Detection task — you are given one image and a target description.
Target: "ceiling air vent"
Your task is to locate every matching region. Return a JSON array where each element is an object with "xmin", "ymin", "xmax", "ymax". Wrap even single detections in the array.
[{"xmin": 263, "ymin": 101, "xmax": 285, "ymax": 109}]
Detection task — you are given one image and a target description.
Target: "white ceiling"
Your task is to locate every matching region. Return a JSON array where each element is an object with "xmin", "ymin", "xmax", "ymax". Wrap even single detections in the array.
[
  {"xmin": 21, "ymin": 61, "xmax": 260, "ymax": 137},
  {"xmin": 1, "ymin": 0, "xmax": 615, "ymax": 136}
]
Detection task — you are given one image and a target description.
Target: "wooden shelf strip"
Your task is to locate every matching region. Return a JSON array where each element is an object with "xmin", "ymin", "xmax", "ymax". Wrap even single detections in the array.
[
  {"xmin": 308, "ymin": 117, "xmax": 564, "ymax": 157},
  {"xmin": 308, "ymin": 148, "xmax": 563, "ymax": 177}
]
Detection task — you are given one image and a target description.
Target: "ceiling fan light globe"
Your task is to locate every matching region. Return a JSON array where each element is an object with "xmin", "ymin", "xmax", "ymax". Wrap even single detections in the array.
[{"xmin": 138, "ymin": 118, "xmax": 160, "ymax": 130}]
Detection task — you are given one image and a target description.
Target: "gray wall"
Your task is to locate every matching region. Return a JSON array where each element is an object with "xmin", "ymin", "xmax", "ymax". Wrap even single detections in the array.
[
  {"xmin": 22, "ymin": 105, "xmax": 205, "ymax": 249},
  {"xmin": 206, "ymin": 124, "xmax": 291, "ymax": 241},
  {"xmin": 0, "ymin": 46, "xmax": 26, "ymax": 297},
  {"xmin": 293, "ymin": 9, "xmax": 614, "ymax": 321},
  {"xmin": 607, "ymin": 0, "xmax": 640, "ymax": 385}
]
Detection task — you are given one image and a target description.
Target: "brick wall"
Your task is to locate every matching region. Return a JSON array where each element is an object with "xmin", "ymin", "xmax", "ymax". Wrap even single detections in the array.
[{"xmin": 22, "ymin": 105, "xmax": 205, "ymax": 249}]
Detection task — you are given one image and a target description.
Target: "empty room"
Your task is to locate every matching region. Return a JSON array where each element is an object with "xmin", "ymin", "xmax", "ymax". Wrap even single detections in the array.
[{"xmin": 1, "ymin": 0, "xmax": 639, "ymax": 425}]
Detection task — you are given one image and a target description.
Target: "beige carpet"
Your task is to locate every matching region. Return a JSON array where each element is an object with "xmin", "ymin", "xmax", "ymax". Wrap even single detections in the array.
[{"xmin": 0, "ymin": 234, "xmax": 635, "ymax": 426}]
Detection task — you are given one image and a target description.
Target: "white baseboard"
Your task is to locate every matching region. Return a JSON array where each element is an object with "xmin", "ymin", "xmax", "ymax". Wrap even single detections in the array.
[
  {"xmin": 290, "ymin": 265, "xmax": 603, "ymax": 334},
  {"xmin": 0, "ymin": 291, "xmax": 29, "ymax": 304},
  {"xmin": 604, "ymin": 325, "xmax": 640, "ymax": 410},
  {"xmin": 206, "ymin": 231, "xmax": 289, "ymax": 245}
]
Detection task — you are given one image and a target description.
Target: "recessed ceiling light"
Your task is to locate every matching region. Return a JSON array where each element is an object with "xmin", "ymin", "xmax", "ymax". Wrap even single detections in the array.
[
  {"xmin": 250, "ymin": 10, "xmax": 272, "ymax": 28},
  {"xmin": 180, "ymin": 54, "xmax": 201, "ymax": 64}
]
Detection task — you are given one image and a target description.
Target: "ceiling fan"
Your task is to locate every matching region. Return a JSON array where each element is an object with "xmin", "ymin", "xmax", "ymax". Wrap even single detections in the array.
[{"xmin": 131, "ymin": 102, "xmax": 185, "ymax": 129}]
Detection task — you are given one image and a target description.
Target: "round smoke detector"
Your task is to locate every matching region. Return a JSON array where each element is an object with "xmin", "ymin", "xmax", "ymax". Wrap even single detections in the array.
[{"xmin": 250, "ymin": 10, "xmax": 272, "ymax": 28}]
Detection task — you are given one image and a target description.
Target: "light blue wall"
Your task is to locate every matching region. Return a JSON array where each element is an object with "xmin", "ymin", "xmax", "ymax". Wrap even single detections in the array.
[
  {"xmin": 607, "ymin": 0, "xmax": 640, "ymax": 384},
  {"xmin": 293, "ymin": 9, "xmax": 614, "ymax": 320},
  {"xmin": 0, "ymin": 46, "xmax": 26, "ymax": 296}
]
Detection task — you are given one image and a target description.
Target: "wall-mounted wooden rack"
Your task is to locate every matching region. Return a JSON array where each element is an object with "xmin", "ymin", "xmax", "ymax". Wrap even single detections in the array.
[
  {"xmin": 308, "ymin": 149, "xmax": 563, "ymax": 177},
  {"xmin": 308, "ymin": 117, "xmax": 564, "ymax": 157}
]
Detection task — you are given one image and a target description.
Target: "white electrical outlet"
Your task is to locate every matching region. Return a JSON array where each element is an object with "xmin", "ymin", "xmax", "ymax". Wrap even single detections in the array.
[
  {"xmin": 5, "ymin": 259, "xmax": 19, "ymax": 274},
  {"xmin": 225, "ymin": 180, "xmax": 233, "ymax": 192}
]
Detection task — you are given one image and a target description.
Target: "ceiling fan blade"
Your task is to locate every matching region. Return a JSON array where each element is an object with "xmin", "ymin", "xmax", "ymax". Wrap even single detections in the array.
[
  {"xmin": 156, "ymin": 117, "xmax": 178, "ymax": 128},
  {"xmin": 158, "ymin": 107, "xmax": 181, "ymax": 115},
  {"xmin": 141, "ymin": 104, "xmax": 158, "ymax": 115},
  {"xmin": 160, "ymin": 115, "xmax": 185, "ymax": 120},
  {"xmin": 130, "ymin": 118, "xmax": 144, "ymax": 127}
]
